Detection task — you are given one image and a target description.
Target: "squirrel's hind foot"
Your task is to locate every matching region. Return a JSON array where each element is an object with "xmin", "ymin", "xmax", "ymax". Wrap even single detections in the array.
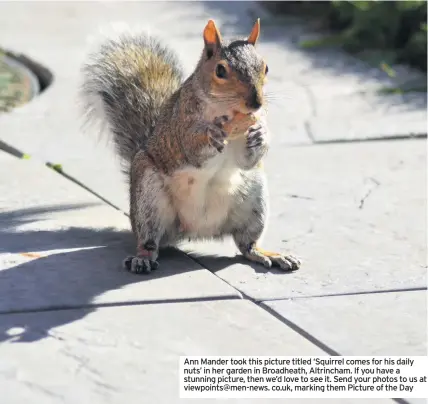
[
  {"xmin": 243, "ymin": 246, "xmax": 301, "ymax": 271},
  {"xmin": 123, "ymin": 256, "xmax": 159, "ymax": 274}
]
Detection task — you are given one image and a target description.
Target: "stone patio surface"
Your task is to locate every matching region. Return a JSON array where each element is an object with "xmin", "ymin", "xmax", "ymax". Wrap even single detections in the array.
[{"xmin": 0, "ymin": 2, "xmax": 426, "ymax": 403}]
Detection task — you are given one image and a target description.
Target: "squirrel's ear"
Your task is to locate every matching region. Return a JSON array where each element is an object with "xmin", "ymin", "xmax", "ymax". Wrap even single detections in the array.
[
  {"xmin": 203, "ymin": 19, "xmax": 222, "ymax": 57},
  {"xmin": 247, "ymin": 18, "xmax": 260, "ymax": 45}
]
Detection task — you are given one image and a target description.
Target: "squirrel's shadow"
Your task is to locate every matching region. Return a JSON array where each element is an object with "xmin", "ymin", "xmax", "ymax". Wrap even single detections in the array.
[
  {"xmin": 0, "ymin": 205, "xmax": 289, "ymax": 344},
  {"xmin": 0, "ymin": 205, "xmax": 204, "ymax": 344}
]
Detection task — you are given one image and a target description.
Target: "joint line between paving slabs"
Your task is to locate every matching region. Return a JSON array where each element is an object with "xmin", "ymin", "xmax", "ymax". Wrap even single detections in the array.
[
  {"xmin": 184, "ymin": 255, "xmax": 422, "ymax": 404},
  {"xmin": 0, "ymin": 138, "xmax": 422, "ymax": 404},
  {"xmin": 45, "ymin": 162, "xmax": 125, "ymax": 214},
  {"xmin": 0, "ymin": 295, "xmax": 243, "ymax": 316},
  {"xmin": 313, "ymin": 133, "xmax": 427, "ymax": 145},
  {"xmin": 0, "ymin": 138, "xmax": 126, "ymax": 214},
  {"xmin": 261, "ymin": 286, "xmax": 428, "ymax": 302},
  {"xmin": 185, "ymin": 254, "xmax": 345, "ymax": 357},
  {"xmin": 392, "ymin": 398, "xmax": 413, "ymax": 404}
]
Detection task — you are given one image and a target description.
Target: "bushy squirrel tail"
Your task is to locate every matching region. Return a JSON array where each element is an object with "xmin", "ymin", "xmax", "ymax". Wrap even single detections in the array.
[{"xmin": 80, "ymin": 30, "xmax": 183, "ymax": 173}]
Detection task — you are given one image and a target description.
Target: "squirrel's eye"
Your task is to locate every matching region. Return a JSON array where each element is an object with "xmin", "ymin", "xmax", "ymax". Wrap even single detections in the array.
[
  {"xmin": 265, "ymin": 65, "xmax": 269, "ymax": 75},
  {"xmin": 215, "ymin": 64, "xmax": 228, "ymax": 79}
]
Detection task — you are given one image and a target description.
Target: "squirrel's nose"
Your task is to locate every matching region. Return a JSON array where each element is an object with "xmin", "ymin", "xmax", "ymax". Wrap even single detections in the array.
[{"xmin": 246, "ymin": 90, "xmax": 263, "ymax": 111}]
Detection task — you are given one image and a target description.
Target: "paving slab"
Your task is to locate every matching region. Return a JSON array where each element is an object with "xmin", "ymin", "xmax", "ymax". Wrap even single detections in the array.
[
  {"xmin": 1, "ymin": 301, "xmax": 401, "ymax": 404},
  {"xmin": 0, "ymin": 153, "xmax": 240, "ymax": 313},
  {"xmin": 265, "ymin": 291, "xmax": 427, "ymax": 404},
  {"xmin": 308, "ymin": 91, "xmax": 427, "ymax": 143},
  {"xmin": 264, "ymin": 291, "xmax": 427, "ymax": 356},
  {"xmin": 183, "ymin": 139, "xmax": 427, "ymax": 301}
]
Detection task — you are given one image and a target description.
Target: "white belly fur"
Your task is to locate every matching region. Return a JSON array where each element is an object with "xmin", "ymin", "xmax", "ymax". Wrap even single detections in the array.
[{"xmin": 166, "ymin": 148, "xmax": 242, "ymax": 237}]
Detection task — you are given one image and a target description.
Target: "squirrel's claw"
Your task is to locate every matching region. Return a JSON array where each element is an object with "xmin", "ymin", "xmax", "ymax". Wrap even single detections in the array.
[
  {"xmin": 213, "ymin": 115, "xmax": 229, "ymax": 127},
  {"xmin": 242, "ymin": 246, "xmax": 301, "ymax": 272},
  {"xmin": 246, "ymin": 123, "xmax": 266, "ymax": 149},
  {"xmin": 123, "ymin": 256, "xmax": 159, "ymax": 274},
  {"xmin": 269, "ymin": 254, "xmax": 301, "ymax": 271},
  {"xmin": 208, "ymin": 123, "xmax": 228, "ymax": 152}
]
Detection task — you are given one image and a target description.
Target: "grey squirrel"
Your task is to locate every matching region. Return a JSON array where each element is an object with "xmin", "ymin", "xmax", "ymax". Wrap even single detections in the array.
[{"xmin": 80, "ymin": 19, "xmax": 301, "ymax": 274}]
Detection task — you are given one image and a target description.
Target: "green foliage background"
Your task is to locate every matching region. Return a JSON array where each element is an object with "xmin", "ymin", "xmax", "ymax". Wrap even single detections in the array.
[
  {"xmin": 329, "ymin": 0, "xmax": 427, "ymax": 71},
  {"xmin": 270, "ymin": 1, "xmax": 427, "ymax": 72}
]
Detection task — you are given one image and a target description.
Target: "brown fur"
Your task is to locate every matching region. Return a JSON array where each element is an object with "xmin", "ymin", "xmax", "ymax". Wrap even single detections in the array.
[{"xmin": 80, "ymin": 19, "xmax": 301, "ymax": 274}]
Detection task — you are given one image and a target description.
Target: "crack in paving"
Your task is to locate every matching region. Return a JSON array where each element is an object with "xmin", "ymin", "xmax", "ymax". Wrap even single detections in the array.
[
  {"xmin": 359, "ymin": 177, "xmax": 381, "ymax": 209},
  {"xmin": 304, "ymin": 120, "xmax": 316, "ymax": 143},
  {"xmin": 293, "ymin": 78, "xmax": 318, "ymax": 118},
  {"xmin": 292, "ymin": 78, "xmax": 318, "ymax": 144},
  {"xmin": 286, "ymin": 193, "xmax": 314, "ymax": 200}
]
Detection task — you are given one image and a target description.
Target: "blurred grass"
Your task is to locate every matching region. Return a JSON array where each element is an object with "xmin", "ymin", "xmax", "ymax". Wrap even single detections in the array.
[
  {"xmin": 267, "ymin": 1, "xmax": 427, "ymax": 74},
  {"xmin": 0, "ymin": 48, "xmax": 34, "ymax": 113},
  {"xmin": 1, "ymin": 49, "xmax": 21, "ymax": 112}
]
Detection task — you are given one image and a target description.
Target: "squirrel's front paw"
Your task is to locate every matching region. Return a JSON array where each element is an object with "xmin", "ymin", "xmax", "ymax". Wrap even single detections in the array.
[
  {"xmin": 246, "ymin": 122, "xmax": 267, "ymax": 149},
  {"xmin": 208, "ymin": 115, "xmax": 229, "ymax": 152},
  {"xmin": 123, "ymin": 256, "xmax": 159, "ymax": 274},
  {"xmin": 222, "ymin": 112, "xmax": 257, "ymax": 138}
]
